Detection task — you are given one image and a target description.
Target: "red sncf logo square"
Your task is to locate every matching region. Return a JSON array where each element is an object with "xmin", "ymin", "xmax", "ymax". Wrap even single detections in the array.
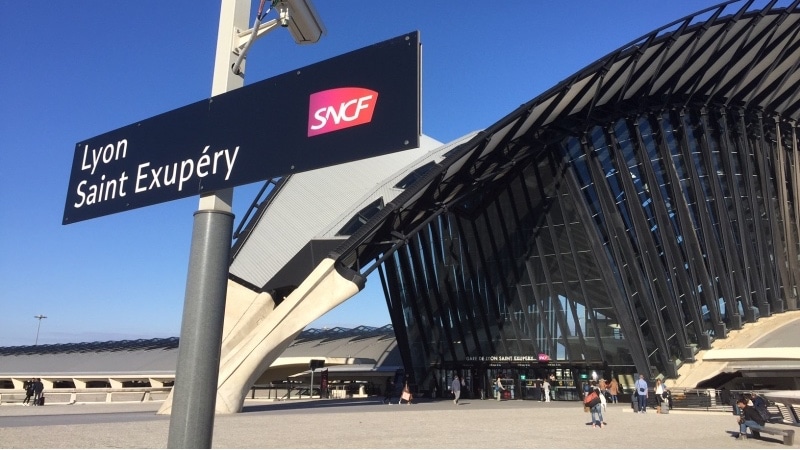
[{"xmin": 308, "ymin": 87, "xmax": 378, "ymax": 137}]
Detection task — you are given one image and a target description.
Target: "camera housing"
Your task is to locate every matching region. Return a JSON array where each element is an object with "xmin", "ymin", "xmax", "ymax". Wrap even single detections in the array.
[{"xmin": 275, "ymin": 0, "xmax": 326, "ymax": 44}]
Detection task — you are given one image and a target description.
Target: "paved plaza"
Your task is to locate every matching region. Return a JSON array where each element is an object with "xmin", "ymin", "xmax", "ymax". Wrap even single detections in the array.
[{"xmin": 0, "ymin": 398, "xmax": 797, "ymax": 448}]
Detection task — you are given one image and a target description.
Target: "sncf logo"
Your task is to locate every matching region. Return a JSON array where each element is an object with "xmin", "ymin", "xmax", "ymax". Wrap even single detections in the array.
[{"xmin": 308, "ymin": 87, "xmax": 378, "ymax": 137}]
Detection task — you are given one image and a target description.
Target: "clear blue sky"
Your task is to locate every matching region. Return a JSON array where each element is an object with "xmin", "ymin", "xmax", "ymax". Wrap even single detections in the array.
[{"xmin": 0, "ymin": 1, "xmax": 705, "ymax": 346}]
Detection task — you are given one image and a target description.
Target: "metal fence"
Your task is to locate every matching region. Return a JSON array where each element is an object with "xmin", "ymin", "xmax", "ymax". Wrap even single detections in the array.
[{"xmin": 0, "ymin": 387, "xmax": 171, "ymax": 405}]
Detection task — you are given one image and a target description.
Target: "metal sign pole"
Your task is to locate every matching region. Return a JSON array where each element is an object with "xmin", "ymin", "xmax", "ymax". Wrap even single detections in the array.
[
  {"xmin": 167, "ymin": 0, "xmax": 249, "ymax": 447},
  {"xmin": 309, "ymin": 369, "xmax": 314, "ymax": 399}
]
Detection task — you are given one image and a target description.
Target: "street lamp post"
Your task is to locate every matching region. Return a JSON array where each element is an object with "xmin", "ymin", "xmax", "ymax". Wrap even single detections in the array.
[
  {"xmin": 33, "ymin": 315, "xmax": 47, "ymax": 345},
  {"xmin": 167, "ymin": 1, "xmax": 325, "ymax": 448}
]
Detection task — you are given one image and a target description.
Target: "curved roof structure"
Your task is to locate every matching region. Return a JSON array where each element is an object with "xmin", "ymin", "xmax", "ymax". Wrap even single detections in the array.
[
  {"xmin": 166, "ymin": 0, "xmax": 800, "ymax": 412},
  {"xmin": 304, "ymin": 0, "xmax": 800, "ymax": 386},
  {"xmin": 332, "ymin": 1, "xmax": 800, "ymax": 274},
  {"xmin": 8, "ymin": 1, "xmax": 799, "ymax": 412}
]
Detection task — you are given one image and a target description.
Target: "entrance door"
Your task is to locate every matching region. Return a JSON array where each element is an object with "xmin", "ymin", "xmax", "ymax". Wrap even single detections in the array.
[
  {"xmin": 486, "ymin": 366, "xmax": 518, "ymax": 400},
  {"xmin": 438, "ymin": 366, "xmax": 479, "ymax": 400}
]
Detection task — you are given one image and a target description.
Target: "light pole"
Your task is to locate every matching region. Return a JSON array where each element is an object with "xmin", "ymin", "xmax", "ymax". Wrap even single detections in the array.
[
  {"xmin": 33, "ymin": 315, "xmax": 47, "ymax": 345},
  {"xmin": 167, "ymin": 1, "xmax": 325, "ymax": 448}
]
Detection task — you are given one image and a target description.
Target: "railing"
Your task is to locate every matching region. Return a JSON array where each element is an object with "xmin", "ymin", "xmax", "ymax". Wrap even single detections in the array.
[
  {"xmin": 667, "ymin": 388, "xmax": 731, "ymax": 412},
  {"xmin": 247, "ymin": 382, "xmax": 379, "ymax": 400},
  {"xmin": 248, "ymin": 384, "xmax": 322, "ymax": 400},
  {"xmin": 1, "ymin": 384, "xmax": 365, "ymax": 405},
  {"xmin": 0, "ymin": 387, "xmax": 171, "ymax": 405},
  {"xmin": 654, "ymin": 388, "xmax": 800, "ymax": 426}
]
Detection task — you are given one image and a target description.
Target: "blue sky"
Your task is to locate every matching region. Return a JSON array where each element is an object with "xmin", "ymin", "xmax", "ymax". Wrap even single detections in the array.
[{"xmin": 0, "ymin": 1, "xmax": 706, "ymax": 346}]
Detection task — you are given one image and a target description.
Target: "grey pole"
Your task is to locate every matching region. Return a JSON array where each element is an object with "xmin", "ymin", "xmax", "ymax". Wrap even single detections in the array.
[
  {"xmin": 167, "ymin": 209, "xmax": 233, "ymax": 448},
  {"xmin": 309, "ymin": 369, "xmax": 314, "ymax": 399},
  {"xmin": 167, "ymin": 0, "xmax": 248, "ymax": 448},
  {"xmin": 33, "ymin": 315, "xmax": 46, "ymax": 345}
]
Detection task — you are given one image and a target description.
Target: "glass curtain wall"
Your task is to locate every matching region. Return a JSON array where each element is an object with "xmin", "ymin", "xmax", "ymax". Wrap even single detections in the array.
[{"xmin": 381, "ymin": 105, "xmax": 798, "ymax": 388}]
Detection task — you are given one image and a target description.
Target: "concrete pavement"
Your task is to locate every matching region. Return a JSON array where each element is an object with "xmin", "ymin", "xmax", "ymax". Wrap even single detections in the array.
[{"xmin": 0, "ymin": 397, "xmax": 797, "ymax": 448}]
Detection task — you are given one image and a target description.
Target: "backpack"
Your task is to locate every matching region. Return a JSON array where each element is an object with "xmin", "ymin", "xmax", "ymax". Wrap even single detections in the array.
[
  {"xmin": 756, "ymin": 405, "xmax": 770, "ymax": 422},
  {"xmin": 584, "ymin": 390, "xmax": 600, "ymax": 407},
  {"xmin": 752, "ymin": 395, "xmax": 770, "ymax": 421}
]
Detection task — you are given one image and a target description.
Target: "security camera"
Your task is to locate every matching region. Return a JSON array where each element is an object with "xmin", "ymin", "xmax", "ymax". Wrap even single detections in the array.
[
  {"xmin": 278, "ymin": 4, "xmax": 290, "ymax": 28},
  {"xmin": 275, "ymin": 0, "xmax": 326, "ymax": 44}
]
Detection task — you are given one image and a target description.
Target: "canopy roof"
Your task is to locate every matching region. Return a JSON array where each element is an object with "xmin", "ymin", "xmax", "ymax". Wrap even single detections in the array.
[{"xmin": 332, "ymin": 0, "xmax": 800, "ymax": 275}]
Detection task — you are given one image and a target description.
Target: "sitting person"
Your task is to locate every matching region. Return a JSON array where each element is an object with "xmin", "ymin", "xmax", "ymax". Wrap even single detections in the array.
[{"xmin": 736, "ymin": 397, "xmax": 765, "ymax": 440}]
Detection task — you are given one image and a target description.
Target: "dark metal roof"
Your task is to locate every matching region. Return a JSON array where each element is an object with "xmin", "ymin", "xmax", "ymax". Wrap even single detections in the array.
[
  {"xmin": 331, "ymin": 0, "xmax": 800, "ymax": 274},
  {"xmin": 0, "ymin": 338, "xmax": 179, "ymax": 357},
  {"xmin": 292, "ymin": 324, "xmax": 394, "ymax": 344},
  {"xmin": 0, "ymin": 326, "xmax": 396, "ymax": 376},
  {"xmin": 0, "ymin": 327, "xmax": 394, "ymax": 357}
]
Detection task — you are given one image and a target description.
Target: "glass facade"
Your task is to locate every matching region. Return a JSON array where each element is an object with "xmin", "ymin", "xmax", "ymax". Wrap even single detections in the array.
[
  {"xmin": 319, "ymin": 1, "xmax": 800, "ymax": 399},
  {"xmin": 378, "ymin": 106, "xmax": 799, "ymax": 394}
]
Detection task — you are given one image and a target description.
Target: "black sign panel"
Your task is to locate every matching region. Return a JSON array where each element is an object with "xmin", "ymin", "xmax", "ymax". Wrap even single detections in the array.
[{"xmin": 63, "ymin": 32, "xmax": 420, "ymax": 224}]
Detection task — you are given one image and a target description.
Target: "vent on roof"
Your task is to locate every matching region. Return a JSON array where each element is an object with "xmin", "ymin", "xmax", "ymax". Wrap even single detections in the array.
[
  {"xmin": 294, "ymin": 324, "xmax": 394, "ymax": 344},
  {"xmin": 394, "ymin": 162, "xmax": 437, "ymax": 189},
  {"xmin": 336, "ymin": 198, "xmax": 385, "ymax": 236}
]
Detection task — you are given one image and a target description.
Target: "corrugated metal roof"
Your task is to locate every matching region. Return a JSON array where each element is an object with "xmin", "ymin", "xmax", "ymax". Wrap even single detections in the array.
[
  {"xmin": 0, "ymin": 326, "xmax": 397, "ymax": 377},
  {"xmin": 229, "ymin": 135, "xmax": 444, "ymax": 289},
  {"xmin": 318, "ymin": 133, "xmax": 479, "ymax": 239}
]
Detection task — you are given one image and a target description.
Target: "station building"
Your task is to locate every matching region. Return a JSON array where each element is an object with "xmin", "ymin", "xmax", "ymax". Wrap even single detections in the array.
[
  {"xmin": 214, "ymin": 0, "xmax": 800, "ymax": 408},
  {"xmin": 0, "ymin": 325, "xmax": 401, "ymax": 403},
  {"xmin": 3, "ymin": 1, "xmax": 800, "ymax": 411}
]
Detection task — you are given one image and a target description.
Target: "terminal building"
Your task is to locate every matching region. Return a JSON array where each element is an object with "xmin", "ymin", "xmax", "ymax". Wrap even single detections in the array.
[
  {"xmin": 2, "ymin": 0, "xmax": 800, "ymax": 410},
  {"xmin": 310, "ymin": 0, "xmax": 800, "ymax": 399},
  {"xmin": 0, "ymin": 325, "xmax": 402, "ymax": 403}
]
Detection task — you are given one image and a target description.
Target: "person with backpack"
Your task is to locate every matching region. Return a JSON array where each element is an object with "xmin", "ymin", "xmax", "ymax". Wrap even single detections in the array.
[
  {"xmin": 634, "ymin": 374, "xmax": 649, "ymax": 413},
  {"xmin": 585, "ymin": 381, "xmax": 604, "ymax": 428},
  {"xmin": 22, "ymin": 379, "xmax": 35, "ymax": 406},
  {"xmin": 32, "ymin": 378, "xmax": 44, "ymax": 406},
  {"xmin": 736, "ymin": 397, "xmax": 765, "ymax": 440},
  {"xmin": 495, "ymin": 375, "xmax": 504, "ymax": 401}
]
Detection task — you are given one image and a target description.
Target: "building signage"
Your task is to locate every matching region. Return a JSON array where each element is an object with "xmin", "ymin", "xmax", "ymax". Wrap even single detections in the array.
[
  {"xmin": 465, "ymin": 355, "xmax": 546, "ymax": 362},
  {"xmin": 63, "ymin": 32, "xmax": 420, "ymax": 224}
]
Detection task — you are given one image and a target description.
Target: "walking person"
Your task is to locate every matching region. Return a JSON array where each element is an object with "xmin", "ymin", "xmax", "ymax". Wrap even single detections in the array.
[
  {"xmin": 32, "ymin": 378, "xmax": 44, "ymax": 406},
  {"xmin": 495, "ymin": 375, "xmax": 504, "ymax": 401},
  {"xmin": 23, "ymin": 379, "xmax": 34, "ymax": 405},
  {"xmin": 383, "ymin": 377, "xmax": 395, "ymax": 404},
  {"xmin": 634, "ymin": 374, "xmax": 648, "ymax": 413},
  {"xmin": 543, "ymin": 378, "xmax": 551, "ymax": 403},
  {"xmin": 586, "ymin": 381, "xmax": 604, "ymax": 428},
  {"xmin": 451, "ymin": 375, "xmax": 461, "ymax": 405},
  {"xmin": 609, "ymin": 378, "xmax": 619, "ymax": 404},
  {"xmin": 654, "ymin": 378, "xmax": 665, "ymax": 413}
]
